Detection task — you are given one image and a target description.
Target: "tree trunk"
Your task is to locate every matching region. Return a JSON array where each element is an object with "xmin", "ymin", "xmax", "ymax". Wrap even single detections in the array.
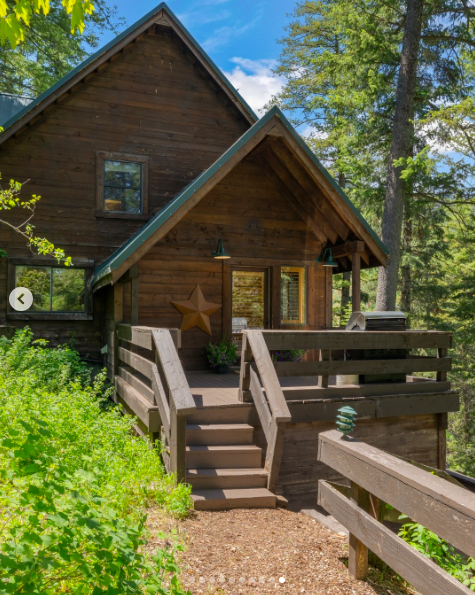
[
  {"xmin": 376, "ymin": 0, "xmax": 424, "ymax": 311},
  {"xmin": 400, "ymin": 213, "xmax": 412, "ymax": 321}
]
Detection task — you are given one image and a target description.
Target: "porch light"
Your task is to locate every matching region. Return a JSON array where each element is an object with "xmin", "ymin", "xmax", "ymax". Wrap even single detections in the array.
[
  {"xmin": 212, "ymin": 239, "xmax": 231, "ymax": 259},
  {"xmin": 317, "ymin": 248, "xmax": 338, "ymax": 268}
]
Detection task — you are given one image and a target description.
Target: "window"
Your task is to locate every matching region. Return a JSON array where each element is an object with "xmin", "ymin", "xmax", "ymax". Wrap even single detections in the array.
[
  {"xmin": 96, "ymin": 152, "xmax": 149, "ymax": 217},
  {"xmin": 15, "ymin": 266, "xmax": 86, "ymax": 312},
  {"xmin": 103, "ymin": 160, "xmax": 142, "ymax": 213},
  {"xmin": 281, "ymin": 266, "xmax": 306, "ymax": 325}
]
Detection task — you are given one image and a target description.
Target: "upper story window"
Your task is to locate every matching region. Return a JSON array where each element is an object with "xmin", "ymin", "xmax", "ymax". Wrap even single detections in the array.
[
  {"xmin": 104, "ymin": 160, "xmax": 142, "ymax": 214},
  {"xmin": 281, "ymin": 266, "xmax": 307, "ymax": 325},
  {"xmin": 15, "ymin": 265, "xmax": 85, "ymax": 312},
  {"xmin": 96, "ymin": 152, "xmax": 149, "ymax": 218}
]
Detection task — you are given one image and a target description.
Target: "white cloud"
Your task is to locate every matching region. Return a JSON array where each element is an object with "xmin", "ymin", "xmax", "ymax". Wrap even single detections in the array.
[
  {"xmin": 223, "ymin": 57, "xmax": 285, "ymax": 114},
  {"xmin": 177, "ymin": 1, "xmax": 232, "ymax": 27}
]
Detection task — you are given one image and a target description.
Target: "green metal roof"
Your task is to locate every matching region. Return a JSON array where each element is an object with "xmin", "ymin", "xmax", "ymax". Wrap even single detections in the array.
[
  {"xmin": 92, "ymin": 106, "xmax": 388, "ymax": 288},
  {"xmin": 0, "ymin": 3, "xmax": 257, "ymax": 138}
]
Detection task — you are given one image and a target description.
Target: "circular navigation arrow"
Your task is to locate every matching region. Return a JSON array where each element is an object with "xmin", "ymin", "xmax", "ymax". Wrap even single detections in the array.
[{"xmin": 9, "ymin": 287, "xmax": 33, "ymax": 312}]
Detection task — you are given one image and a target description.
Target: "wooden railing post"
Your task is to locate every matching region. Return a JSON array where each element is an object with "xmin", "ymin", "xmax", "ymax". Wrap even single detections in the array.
[
  {"xmin": 239, "ymin": 334, "xmax": 253, "ymax": 402},
  {"xmin": 318, "ymin": 349, "xmax": 330, "ymax": 388},
  {"xmin": 348, "ymin": 481, "xmax": 370, "ymax": 580},
  {"xmin": 169, "ymin": 401, "xmax": 187, "ymax": 483}
]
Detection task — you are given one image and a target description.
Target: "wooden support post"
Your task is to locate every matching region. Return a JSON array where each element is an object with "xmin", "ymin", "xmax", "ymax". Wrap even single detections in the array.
[
  {"xmin": 325, "ymin": 267, "xmax": 333, "ymax": 328},
  {"xmin": 348, "ymin": 481, "xmax": 370, "ymax": 580},
  {"xmin": 318, "ymin": 349, "xmax": 330, "ymax": 388},
  {"xmin": 437, "ymin": 348, "xmax": 448, "ymax": 382},
  {"xmin": 265, "ymin": 422, "xmax": 286, "ymax": 492},
  {"xmin": 169, "ymin": 402, "xmax": 187, "ymax": 483},
  {"xmin": 438, "ymin": 412, "xmax": 448, "ymax": 471},
  {"xmin": 351, "ymin": 253, "xmax": 361, "ymax": 312},
  {"xmin": 113, "ymin": 283, "xmax": 124, "ymax": 377},
  {"xmin": 239, "ymin": 334, "xmax": 253, "ymax": 402}
]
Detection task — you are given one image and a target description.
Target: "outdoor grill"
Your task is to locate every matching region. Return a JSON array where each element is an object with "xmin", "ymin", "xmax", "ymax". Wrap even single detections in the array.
[{"xmin": 345, "ymin": 311, "xmax": 407, "ymax": 384}]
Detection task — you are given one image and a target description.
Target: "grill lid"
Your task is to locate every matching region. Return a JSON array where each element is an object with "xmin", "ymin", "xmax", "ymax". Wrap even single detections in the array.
[{"xmin": 346, "ymin": 311, "xmax": 406, "ymax": 331}]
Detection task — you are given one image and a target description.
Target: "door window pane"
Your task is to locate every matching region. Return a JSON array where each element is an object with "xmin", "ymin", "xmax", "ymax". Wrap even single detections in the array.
[
  {"xmin": 281, "ymin": 267, "xmax": 306, "ymax": 324},
  {"xmin": 232, "ymin": 270, "xmax": 266, "ymax": 329},
  {"xmin": 103, "ymin": 160, "xmax": 142, "ymax": 213}
]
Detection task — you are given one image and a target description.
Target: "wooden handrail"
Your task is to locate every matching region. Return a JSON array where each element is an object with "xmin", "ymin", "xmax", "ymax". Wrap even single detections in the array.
[
  {"xmin": 317, "ymin": 430, "xmax": 475, "ymax": 593},
  {"xmin": 241, "ymin": 330, "xmax": 291, "ymax": 492},
  {"xmin": 113, "ymin": 324, "xmax": 194, "ymax": 483},
  {"xmin": 261, "ymin": 329, "xmax": 453, "ymax": 351}
]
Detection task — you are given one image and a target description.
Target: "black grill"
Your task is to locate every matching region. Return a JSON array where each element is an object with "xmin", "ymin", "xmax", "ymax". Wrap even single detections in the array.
[{"xmin": 346, "ymin": 311, "xmax": 407, "ymax": 384}]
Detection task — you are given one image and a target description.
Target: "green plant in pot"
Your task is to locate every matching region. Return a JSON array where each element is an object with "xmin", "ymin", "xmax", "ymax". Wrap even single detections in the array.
[{"xmin": 206, "ymin": 338, "xmax": 238, "ymax": 374}]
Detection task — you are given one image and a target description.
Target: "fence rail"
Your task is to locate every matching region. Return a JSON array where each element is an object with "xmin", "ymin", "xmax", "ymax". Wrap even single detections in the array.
[
  {"xmin": 114, "ymin": 324, "xmax": 194, "ymax": 482},
  {"xmin": 317, "ymin": 430, "xmax": 475, "ymax": 595}
]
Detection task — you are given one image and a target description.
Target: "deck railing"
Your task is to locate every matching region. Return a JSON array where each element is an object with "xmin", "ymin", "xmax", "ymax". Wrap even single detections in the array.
[
  {"xmin": 114, "ymin": 324, "xmax": 195, "ymax": 482},
  {"xmin": 240, "ymin": 329, "xmax": 453, "ymax": 401},
  {"xmin": 317, "ymin": 430, "xmax": 475, "ymax": 595},
  {"xmin": 239, "ymin": 331, "xmax": 291, "ymax": 491}
]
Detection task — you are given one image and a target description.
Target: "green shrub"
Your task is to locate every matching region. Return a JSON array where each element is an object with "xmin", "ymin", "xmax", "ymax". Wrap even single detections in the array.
[
  {"xmin": 206, "ymin": 338, "xmax": 238, "ymax": 368},
  {"xmin": 0, "ymin": 330, "xmax": 192, "ymax": 594},
  {"xmin": 399, "ymin": 519, "xmax": 475, "ymax": 590}
]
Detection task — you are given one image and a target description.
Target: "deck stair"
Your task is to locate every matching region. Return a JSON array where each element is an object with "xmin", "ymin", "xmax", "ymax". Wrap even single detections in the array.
[{"xmin": 186, "ymin": 421, "xmax": 277, "ymax": 511}]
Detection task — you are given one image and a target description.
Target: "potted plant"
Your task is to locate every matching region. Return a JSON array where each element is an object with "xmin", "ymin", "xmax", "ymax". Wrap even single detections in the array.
[
  {"xmin": 272, "ymin": 349, "xmax": 306, "ymax": 362},
  {"xmin": 206, "ymin": 338, "xmax": 238, "ymax": 374}
]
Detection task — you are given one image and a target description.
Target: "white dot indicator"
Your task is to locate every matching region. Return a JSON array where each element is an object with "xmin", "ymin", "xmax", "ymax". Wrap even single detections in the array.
[{"xmin": 9, "ymin": 287, "xmax": 33, "ymax": 311}]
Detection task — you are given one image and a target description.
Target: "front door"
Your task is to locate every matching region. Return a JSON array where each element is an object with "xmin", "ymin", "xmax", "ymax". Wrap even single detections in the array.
[{"xmin": 231, "ymin": 268, "xmax": 269, "ymax": 335}]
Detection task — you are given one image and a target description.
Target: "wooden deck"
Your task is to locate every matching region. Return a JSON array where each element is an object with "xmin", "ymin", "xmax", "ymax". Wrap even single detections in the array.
[{"xmin": 185, "ymin": 370, "xmax": 338, "ymax": 408}]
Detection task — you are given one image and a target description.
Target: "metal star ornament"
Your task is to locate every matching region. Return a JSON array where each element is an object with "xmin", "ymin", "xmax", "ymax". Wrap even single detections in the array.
[{"xmin": 170, "ymin": 284, "xmax": 221, "ymax": 335}]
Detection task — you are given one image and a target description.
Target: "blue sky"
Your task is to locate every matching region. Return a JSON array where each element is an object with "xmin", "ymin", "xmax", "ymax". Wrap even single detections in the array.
[{"xmin": 100, "ymin": 0, "xmax": 293, "ymax": 114}]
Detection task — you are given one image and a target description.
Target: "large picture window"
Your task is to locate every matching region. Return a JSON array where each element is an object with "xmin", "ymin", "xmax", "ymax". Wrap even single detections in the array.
[
  {"xmin": 15, "ymin": 266, "xmax": 86, "ymax": 313},
  {"xmin": 281, "ymin": 266, "xmax": 306, "ymax": 325},
  {"xmin": 103, "ymin": 160, "xmax": 142, "ymax": 213}
]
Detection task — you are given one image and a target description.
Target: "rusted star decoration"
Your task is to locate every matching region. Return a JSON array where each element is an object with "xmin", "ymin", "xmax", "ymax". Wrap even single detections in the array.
[{"xmin": 171, "ymin": 284, "xmax": 221, "ymax": 335}]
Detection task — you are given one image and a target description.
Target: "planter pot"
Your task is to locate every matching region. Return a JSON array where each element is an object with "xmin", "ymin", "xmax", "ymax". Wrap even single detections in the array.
[{"xmin": 215, "ymin": 364, "xmax": 229, "ymax": 374}]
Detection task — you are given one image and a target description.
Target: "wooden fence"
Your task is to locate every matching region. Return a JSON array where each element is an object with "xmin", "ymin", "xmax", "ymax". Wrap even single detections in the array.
[
  {"xmin": 317, "ymin": 430, "xmax": 475, "ymax": 595},
  {"xmin": 114, "ymin": 324, "xmax": 195, "ymax": 482}
]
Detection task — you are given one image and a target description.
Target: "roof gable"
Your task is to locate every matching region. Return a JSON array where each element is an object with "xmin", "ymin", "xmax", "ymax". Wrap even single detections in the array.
[
  {"xmin": 0, "ymin": 3, "xmax": 257, "ymax": 145},
  {"xmin": 92, "ymin": 106, "xmax": 388, "ymax": 290}
]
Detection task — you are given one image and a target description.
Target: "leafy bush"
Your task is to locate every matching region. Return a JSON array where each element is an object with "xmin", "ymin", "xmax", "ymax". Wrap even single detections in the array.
[
  {"xmin": 399, "ymin": 519, "xmax": 475, "ymax": 590},
  {"xmin": 0, "ymin": 330, "xmax": 192, "ymax": 594},
  {"xmin": 272, "ymin": 349, "xmax": 306, "ymax": 362},
  {"xmin": 206, "ymin": 338, "xmax": 238, "ymax": 368}
]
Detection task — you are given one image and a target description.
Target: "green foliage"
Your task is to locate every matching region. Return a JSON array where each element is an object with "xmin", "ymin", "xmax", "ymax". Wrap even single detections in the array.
[
  {"xmin": 0, "ymin": 175, "xmax": 72, "ymax": 264},
  {"xmin": 0, "ymin": 0, "xmax": 96, "ymax": 48},
  {"xmin": 398, "ymin": 519, "xmax": 475, "ymax": 590},
  {"xmin": 206, "ymin": 338, "xmax": 238, "ymax": 368},
  {"xmin": 0, "ymin": 330, "xmax": 192, "ymax": 593},
  {"xmin": 272, "ymin": 349, "xmax": 306, "ymax": 362},
  {"xmin": 0, "ymin": 0, "xmax": 123, "ymax": 96}
]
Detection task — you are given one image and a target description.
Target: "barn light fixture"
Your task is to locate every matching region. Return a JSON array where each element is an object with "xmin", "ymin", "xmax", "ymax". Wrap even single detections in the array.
[
  {"xmin": 212, "ymin": 239, "xmax": 231, "ymax": 259},
  {"xmin": 317, "ymin": 248, "xmax": 338, "ymax": 268}
]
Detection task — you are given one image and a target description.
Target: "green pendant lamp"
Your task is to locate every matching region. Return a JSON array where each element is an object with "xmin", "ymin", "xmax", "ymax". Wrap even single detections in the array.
[
  {"xmin": 212, "ymin": 239, "xmax": 231, "ymax": 259},
  {"xmin": 316, "ymin": 248, "xmax": 338, "ymax": 268}
]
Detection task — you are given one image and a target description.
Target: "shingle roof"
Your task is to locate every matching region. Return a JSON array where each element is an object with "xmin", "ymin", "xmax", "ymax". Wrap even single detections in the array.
[{"xmin": 92, "ymin": 106, "xmax": 389, "ymax": 290}]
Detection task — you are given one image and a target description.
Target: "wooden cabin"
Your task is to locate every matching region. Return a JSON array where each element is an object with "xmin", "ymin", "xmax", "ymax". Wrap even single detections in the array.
[{"xmin": 0, "ymin": 3, "xmax": 459, "ymax": 510}]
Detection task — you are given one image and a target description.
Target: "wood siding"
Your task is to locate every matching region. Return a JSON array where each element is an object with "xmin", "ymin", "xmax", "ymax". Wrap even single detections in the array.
[
  {"xmin": 0, "ymin": 25, "xmax": 249, "ymax": 357},
  {"xmin": 138, "ymin": 155, "xmax": 329, "ymax": 370}
]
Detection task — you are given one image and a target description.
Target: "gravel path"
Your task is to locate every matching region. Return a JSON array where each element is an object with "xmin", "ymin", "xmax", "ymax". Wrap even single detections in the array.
[{"xmin": 147, "ymin": 507, "xmax": 417, "ymax": 595}]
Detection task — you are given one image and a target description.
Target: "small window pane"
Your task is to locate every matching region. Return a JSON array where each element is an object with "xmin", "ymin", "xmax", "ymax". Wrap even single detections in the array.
[
  {"xmin": 232, "ymin": 271, "xmax": 266, "ymax": 329},
  {"xmin": 16, "ymin": 266, "xmax": 51, "ymax": 311},
  {"xmin": 52, "ymin": 268, "xmax": 85, "ymax": 312},
  {"xmin": 103, "ymin": 160, "xmax": 142, "ymax": 213},
  {"xmin": 281, "ymin": 267, "xmax": 306, "ymax": 325}
]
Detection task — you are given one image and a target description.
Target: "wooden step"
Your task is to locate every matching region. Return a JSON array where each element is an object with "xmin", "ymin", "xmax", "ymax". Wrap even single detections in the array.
[
  {"xmin": 186, "ymin": 445, "xmax": 262, "ymax": 469},
  {"xmin": 186, "ymin": 424, "xmax": 254, "ymax": 445},
  {"xmin": 187, "ymin": 404, "xmax": 257, "ymax": 425},
  {"xmin": 186, "ymin": 468, "xmax": 268, "ymax": 489},
  {"xmin": 191, "ymin": 488, "xmax": 276, "ymax": 511}
]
